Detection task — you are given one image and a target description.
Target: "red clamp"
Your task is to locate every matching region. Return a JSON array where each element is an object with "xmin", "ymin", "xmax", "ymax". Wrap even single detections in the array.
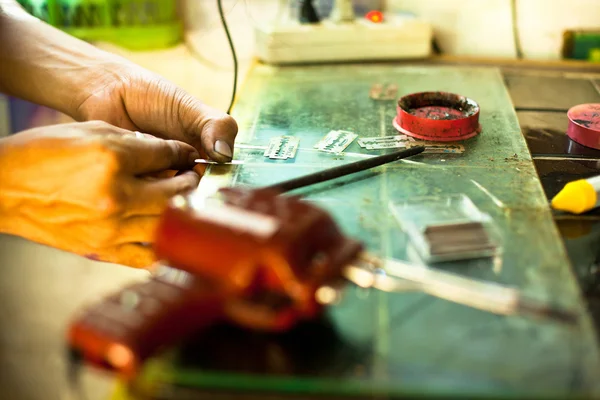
[{"xmin": 67, "ymin": 187, "xmax": 363, "ymax": 379}]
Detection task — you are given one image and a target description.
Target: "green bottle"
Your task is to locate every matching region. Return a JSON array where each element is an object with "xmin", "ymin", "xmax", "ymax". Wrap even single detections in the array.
[
  {"xmin": 104, "ymin": 0, "xmax": 183, "ymax": 50},
  {"xmin": 51, "ymin": 0, "xmax": 111, "ymax": 41},
  {"xmin": 15, "ymin": 0, "xmax": 51, "ymax": 22},
  {"xmin": 17, "ymin": 0, "xmax": 182, "ymax": 50}
]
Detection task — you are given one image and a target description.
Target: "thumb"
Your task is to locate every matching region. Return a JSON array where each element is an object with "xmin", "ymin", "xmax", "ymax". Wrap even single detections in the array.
[
  {"xmin": 175, "ymin": 95, "xmax": 238, "ymax": 162},
  {"xmin": 124, "ymin": 75, "xmax": 238, "ymax": 163},
  {"xmin": 196, "ymin": 116, "xmax": 238, "ymax": 163}
]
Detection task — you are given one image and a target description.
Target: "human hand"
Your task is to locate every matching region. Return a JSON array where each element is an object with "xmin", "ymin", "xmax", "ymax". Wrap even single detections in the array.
[
  {"xmin": 0, "ymin": 121, "xmax": 200, "ymax": 268},
  {"xmin": 73, "ymin": 62, "xmax": 238, "ymax": 165}
]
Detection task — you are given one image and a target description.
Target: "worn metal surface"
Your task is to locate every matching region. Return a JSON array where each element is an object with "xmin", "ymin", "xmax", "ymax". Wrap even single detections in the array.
[{"xmin": 119, "ymin": 64, "xmax": 600, "ymax": 399}]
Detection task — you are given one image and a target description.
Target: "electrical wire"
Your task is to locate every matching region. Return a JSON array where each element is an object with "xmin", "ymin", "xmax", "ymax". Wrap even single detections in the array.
[{"xmin": 217, "ymin": 0, "xmax": 238, "ymax": 115}]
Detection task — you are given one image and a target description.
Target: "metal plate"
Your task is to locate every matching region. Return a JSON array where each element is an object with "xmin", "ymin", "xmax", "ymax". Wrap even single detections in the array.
[
  {"xmin": 264, "ymin": 135, "xmax": 300, "ymax": 160},
  {"xmin": 358, "ymin": 134, "xmax": 415, "ymax": 148},
  {"xmin": 314, "ymin": 130, "xmax": 358, "ymax": 153}
]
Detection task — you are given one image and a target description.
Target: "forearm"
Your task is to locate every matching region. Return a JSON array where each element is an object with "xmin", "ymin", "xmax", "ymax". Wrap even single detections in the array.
[{"xmin": 0, "ymin": 0, "xmax": 132, "ymax": 118}]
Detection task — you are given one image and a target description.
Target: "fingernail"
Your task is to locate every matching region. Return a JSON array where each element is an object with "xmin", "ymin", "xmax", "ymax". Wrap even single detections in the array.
[
  {"xmin": 214, "ymin": 140, "xmax": 233, "ymax": 159},
  {"xmin": 188, "ymin": 150, "xmax": 200, "ymax": 164}
]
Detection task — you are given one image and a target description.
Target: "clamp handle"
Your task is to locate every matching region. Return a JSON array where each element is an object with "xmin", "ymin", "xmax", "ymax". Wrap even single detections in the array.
[{"xmin": 68, "ymin": 273, "xmax": 224, "ymax": 379}]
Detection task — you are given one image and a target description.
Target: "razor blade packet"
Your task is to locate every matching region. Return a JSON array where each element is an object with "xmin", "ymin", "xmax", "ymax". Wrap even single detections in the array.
[{"xmin": 389, "ymin": 194, "xmax": 503, "ymax": 263}]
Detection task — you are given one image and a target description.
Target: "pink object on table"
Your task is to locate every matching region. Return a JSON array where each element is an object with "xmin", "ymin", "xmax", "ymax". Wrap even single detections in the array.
[{"xmin": 566, "ymin": 103, "xmax": 600, "ymax": 150}]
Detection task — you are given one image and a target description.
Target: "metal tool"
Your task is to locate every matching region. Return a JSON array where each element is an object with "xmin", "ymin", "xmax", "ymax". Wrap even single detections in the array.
[
  {"xmin": 263, "ymin": 146, "xmax": 425, "ymax": 192},
  {"xmin": 67, "ymin": 186, "xmax": 578, "ymax": 380},
  {"xmin": 346, "ymin": 254, "xmax": 577, "ymax": 324},
  {"xmin": 67, "ymin": 148, "xmax": 426, "ymax": 379}
]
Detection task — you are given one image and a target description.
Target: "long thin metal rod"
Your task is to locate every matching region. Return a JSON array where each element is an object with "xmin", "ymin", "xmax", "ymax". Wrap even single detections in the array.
[
  {"xmin": 343, "ymin": 254, "xmax": 579, "ymax": 325},
  {"xmin": 262, "ymin": 146, "xmax": 425, "ymax": 193}
]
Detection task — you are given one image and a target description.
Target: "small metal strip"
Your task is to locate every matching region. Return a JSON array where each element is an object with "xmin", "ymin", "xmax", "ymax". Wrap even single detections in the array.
[
  {"xmin": 314, "ymin": 130, "xmax": 358, "ymax": 153},
  {"xmin": 263, "ymin": 136, "xmax": 300, "ymax": 160}
]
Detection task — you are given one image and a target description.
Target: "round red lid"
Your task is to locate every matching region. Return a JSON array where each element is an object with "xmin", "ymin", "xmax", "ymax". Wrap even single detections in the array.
[
  {"xmin": 566, "ymin": 103, "xmax": 600, "ymax": 150},
  {"xmin": 393, "ymin": 91, "xmax": 481, "ymax": 142}
]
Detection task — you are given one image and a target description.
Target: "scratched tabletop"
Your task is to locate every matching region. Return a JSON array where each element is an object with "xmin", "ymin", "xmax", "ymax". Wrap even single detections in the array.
[{"xmin": 121, "ymin": 64, "xmax": 600, "ymax": 399}]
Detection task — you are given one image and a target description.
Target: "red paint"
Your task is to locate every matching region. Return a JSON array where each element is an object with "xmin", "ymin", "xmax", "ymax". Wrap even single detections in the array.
[
  {"xmin": 409, "ymin": 106, "xmax": 465, "ymax": 120},
  {"xmin": 393, "ymin": 91, "xmax": 481, "ymax": 142},
  {"xmin": 566, "ymin": 103, "xmax": 600, "ymax": 150}
]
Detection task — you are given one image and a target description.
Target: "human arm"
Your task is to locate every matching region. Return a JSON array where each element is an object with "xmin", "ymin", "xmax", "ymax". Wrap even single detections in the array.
[
  {"xmin": 0, "ymin": 0, "xmax": 237, "ymax": 162},
  {"xmin": 0, "ymin": 0, "xmax": 126, "ymax": 118},
  {"xmin": 0, "ymin": 121, "xmax": 200, "ymax": 268}
]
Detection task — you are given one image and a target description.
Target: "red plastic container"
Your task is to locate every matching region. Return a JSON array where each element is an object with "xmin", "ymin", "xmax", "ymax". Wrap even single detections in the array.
[
  {"xmin": 566, "ymin": 103, "xmax": 600, "ymax": 150},
  {"xmin": 393, "ymin": 91, "xmax": 481, "ymax": 142}
]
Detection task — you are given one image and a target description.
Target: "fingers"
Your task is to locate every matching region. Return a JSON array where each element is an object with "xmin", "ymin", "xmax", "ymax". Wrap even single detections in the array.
[
  {"xmin": 126, "ymin": 170, "xmax": 200, "ymax": 215},
  {"xmin": 82, "ymin": 121, "xmax": 200, "ymax": 174},
  {"xmin": 116, "ymin": 134, "xmax": 200, "ymax": 175},
  {"xmin": 104, "ymin": 243, "xmax": 157, "ymax": 269},
  {"xmin": 152, "ymin": 90, "xmax": 238, "ymax": 163},
  {"xmin": 121, "ymin": 77, "xmax": 239, "ymax": 163},
  {"xmin": 116, "ymin": 215, "xmax": 160, "ymax": 244},
  {"xmin": 193, "ymin": 163, "xmax": 207, "ymax": 176},
  {"xmin": 143, "ymin": 169, "xmax": 178, "ymax": 179},
  {"xmin": 196, "ymin": 116, "xmax": 238, "ymax": 163},
  {"xmin": 173, "ymin": 96, "xmax": 238, "ymax": 162}
]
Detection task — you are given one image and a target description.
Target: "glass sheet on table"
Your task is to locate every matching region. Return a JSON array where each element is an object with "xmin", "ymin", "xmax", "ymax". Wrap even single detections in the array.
[{"xmin": 124, "ymin": 64, "xmax": 600, "ymax": 400}]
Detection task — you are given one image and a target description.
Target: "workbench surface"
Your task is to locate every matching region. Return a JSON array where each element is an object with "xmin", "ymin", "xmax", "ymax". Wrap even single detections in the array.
[
  {"xmin": 117, "ymin": 63, "xmax": 600, "ymax": 399},
  {"xmin": 1, "ymin": 54, "xmax": 599, "ymax": 400}
]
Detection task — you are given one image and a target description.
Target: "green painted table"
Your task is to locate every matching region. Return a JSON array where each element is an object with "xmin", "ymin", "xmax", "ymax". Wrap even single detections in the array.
[{"xmin": 118, "ymin": 64, "xmax": 600, "ymax": 399}]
